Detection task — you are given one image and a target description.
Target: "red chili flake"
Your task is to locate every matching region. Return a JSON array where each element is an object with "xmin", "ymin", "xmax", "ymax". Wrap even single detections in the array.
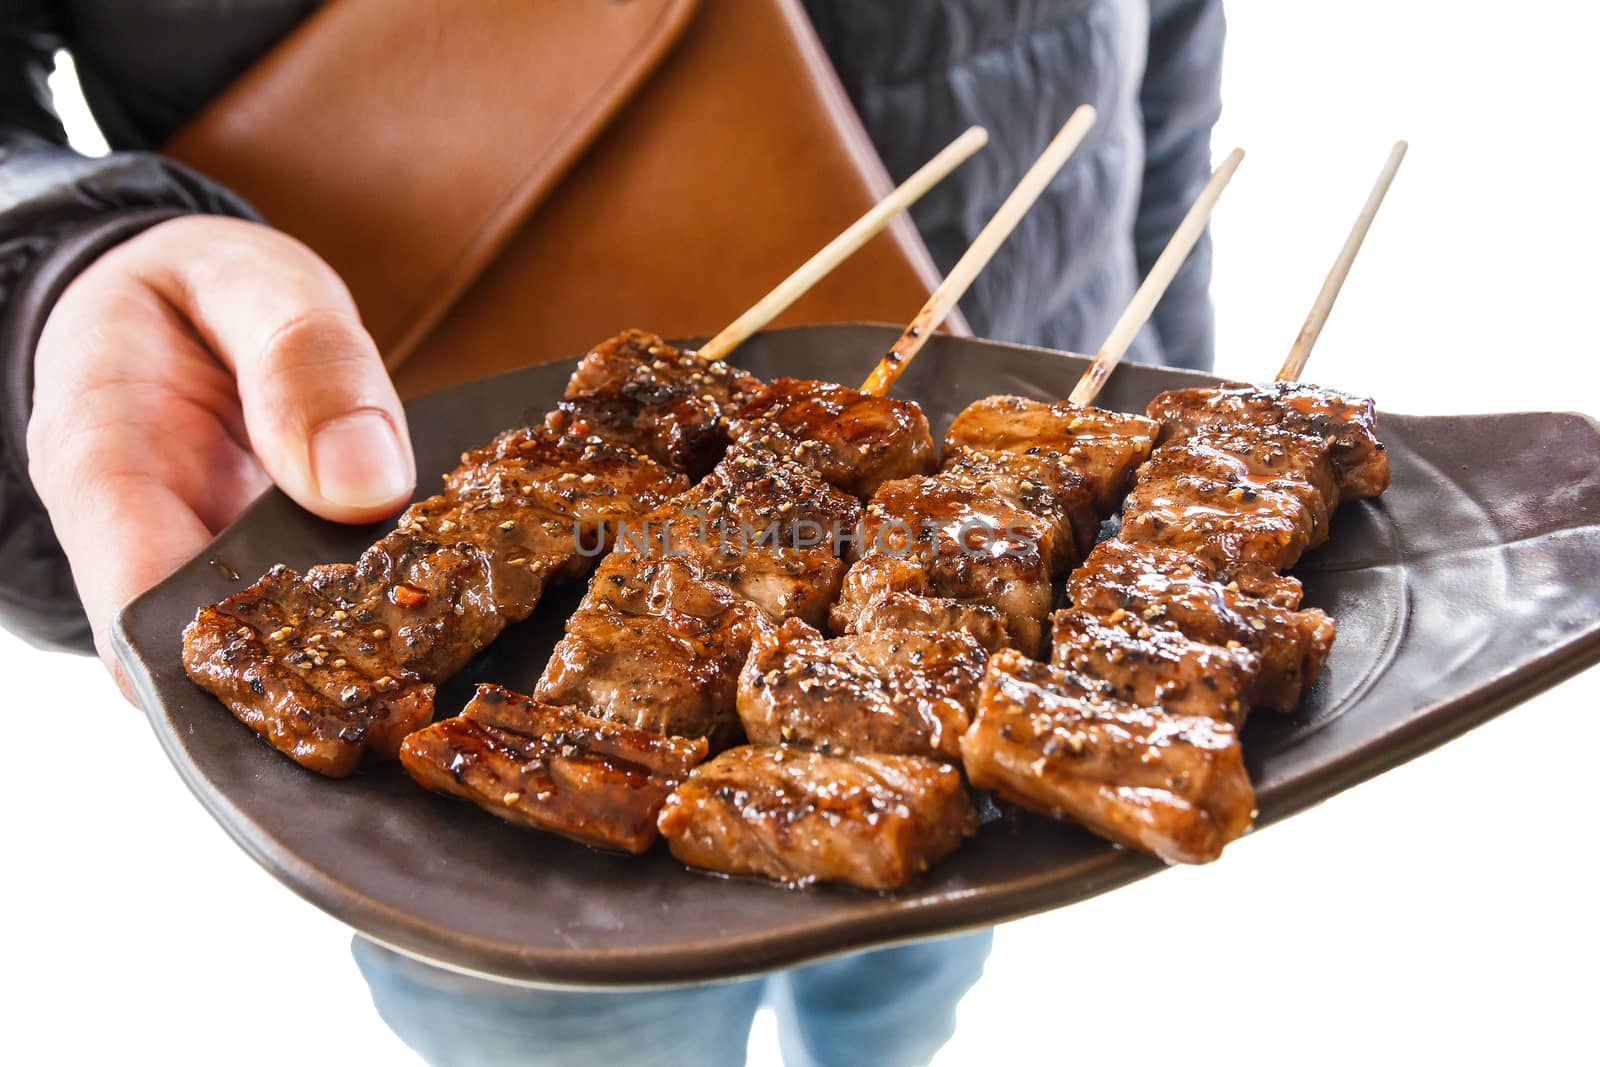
[{"xmin": 390, "ymin": 584, "xmax": 430, "ymax": 609}]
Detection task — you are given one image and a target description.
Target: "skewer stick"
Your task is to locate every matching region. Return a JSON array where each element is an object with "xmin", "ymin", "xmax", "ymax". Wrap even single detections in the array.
[
  {"xmin": 1067, "ymin": 147, "xmax": 1245, "ymax": 406},
  {"xmin": 1276, "ymin": 140, "xmax": 1407, "ymax": 382},
  {"xmin": 698, "ymin": 126, "xmax": 990, "ymax": 363},
  {"xmin": 860, "ymin": 105, "xmax": 1099, "ymax": 395}
]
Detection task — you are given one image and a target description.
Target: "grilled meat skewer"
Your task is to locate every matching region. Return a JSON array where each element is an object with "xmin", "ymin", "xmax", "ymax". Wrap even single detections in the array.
[
  {"xmin": 1061, "ymin": 382, "xmax": 1388, "ymax": 706},
  {"xmin": 957, "ymin": 146, "xmax": 1404, "ymax": 863},
  {"xmin": 670, "ymin": 394, "xmax": 1168, "ymax": 886},
  {"xmin": 967, "ymin": 381, "xmax": 1388, "ymax": 860},
  {"xmin": 184, "ymin": 331, "xmax": 752, "ymax": 776}
]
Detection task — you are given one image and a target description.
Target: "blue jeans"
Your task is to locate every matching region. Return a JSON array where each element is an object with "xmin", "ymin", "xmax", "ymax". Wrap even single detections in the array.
[{"xmin": 354, "ymin": 929, "xmax": 993, "ymax": 1067}]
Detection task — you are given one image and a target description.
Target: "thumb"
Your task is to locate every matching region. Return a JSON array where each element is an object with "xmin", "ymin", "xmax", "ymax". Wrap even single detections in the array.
[{"xmin": 136, "ymin": 217, "xmax": 416, "ymax": 523}]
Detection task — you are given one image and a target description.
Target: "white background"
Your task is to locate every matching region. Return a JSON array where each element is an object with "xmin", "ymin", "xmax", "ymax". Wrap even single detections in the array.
[{"xmin": 4, "ymin": 3, "xmax": 1596, "ymax": 1065}]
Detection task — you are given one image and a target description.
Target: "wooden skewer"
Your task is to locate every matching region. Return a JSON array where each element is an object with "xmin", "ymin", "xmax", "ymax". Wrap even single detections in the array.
[
  {"xmin": 1277, "ymin": 140, "xmax": 1408, "ymax": 382},
  {"xmin": 860, "ymin": 104, "xmax": 1099, "ymax": 396},
  {"xmin": 1066, "ymin": 147, "xmax": 1246, "ymax": 406},
  {"xmin": 698, "ymin": 125, "xmax": 989, "ymax": 363}
]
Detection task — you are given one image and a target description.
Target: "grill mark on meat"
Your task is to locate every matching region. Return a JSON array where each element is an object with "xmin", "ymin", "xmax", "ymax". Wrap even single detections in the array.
[
  {"xmin": 942, "ymin": 395, "xmax": 1160, "ymax": 512},
  {"xmin": 1147, "ymin": 381, "xmax": 1389, "ymax": 501},
  {"xmin": 962, "ymin": 651, "xmax": 1255, "ymax": 865},
  {"xmin": 738, "ymin": 619, "xmax": 982, "ymax": 760},
  {"xmin": 400, "ymin": 685, "xmax": 707, "ymax": 853},
  {"xmin": 657, "ymin": 746, "xmax": 977, "ymax": 890},
  {"xmin": 731, "ymin": 377, "xmax": 937, "ymax": 498}
]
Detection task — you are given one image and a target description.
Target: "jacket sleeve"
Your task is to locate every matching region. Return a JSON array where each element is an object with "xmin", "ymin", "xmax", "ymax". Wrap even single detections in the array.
[
  {"xmin": 1, "ymin": 6, "xmax": 260, "ymax": 654},
  {"xmin": 1136, "ymin": 0, "xmax": 1225, "ymax": 373}
]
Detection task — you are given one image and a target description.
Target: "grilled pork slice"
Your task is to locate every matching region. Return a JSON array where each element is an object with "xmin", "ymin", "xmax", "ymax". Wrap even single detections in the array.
[
  {"xmin": 1147, "ymin": 381, "xmax": 1389, "ymax": 500},
  {"xmin": 739, "ymin": 619, "xmax": 984, "ymax": 760},
  {"xmin": 658, "ymin": 746, "xmax": 978, "ymax": 889},
  {"xmin": 296, "ymin": 427, "xmax": 687, "ymax": 683},
  {"xmin": 942, "ymin": 395, "xmax": 1159, "ymax": 512},
  {"xmin": 447, "ymin": 424, "xmax": 692, "ymax": 545},
  {"xmin": 1050, "ymin": 609, "xmax": 1258, "ymax": 725},
  {"xmin": 938, "ymin": 445, "xmax": 1099, "ymax": 568},
  {"xmin": 731, "ymin": 377, "xmax": 936, "ymax": 498},
  {"xmin": 182, "ymin": 576, "xmax": 435, "ymax": 777},
  {"xmin": 537, "ymin": 554, "xmax": 772, "ymax": 750},
  {"xmin": 631, "ymin": 441, "xmax": 862, "ymax": 626},
  {"xmin": 555, "ymin": 328, "xmax": 763, "ymax": 478},
  {"xmin": 963, "ymin": 650, "xmax": 1256, "ymax": 865},
  {"xmin": 1067, "ymin": 540, "xmax": 1336, "ymax": 711},
  {"xmin": 1118, "ymin": 438, "xmax": 1327, "ymax": 578},
  {"xmin": 831, "ymin": 555, "xmax": 1011, "ymax": 653},
  {"xmin": 844, "ymin": 474, "xmax": 1056, "ymax": 654},
  {"xmin": 1174, "ymin": 424, "xmax": 1342, "ymax": 524},
  {"xmin": 401, "ymin": 685, "xmax": 707, "ymax": 853}
]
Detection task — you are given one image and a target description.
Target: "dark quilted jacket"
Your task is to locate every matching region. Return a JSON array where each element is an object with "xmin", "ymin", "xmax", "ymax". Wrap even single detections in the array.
[{"xmin": 0, "ymin": 0, "xmax": 1223, "ymax": 652}]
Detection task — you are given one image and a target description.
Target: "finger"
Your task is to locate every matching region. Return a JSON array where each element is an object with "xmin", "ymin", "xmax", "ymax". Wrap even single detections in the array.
[
  {"xmin": 29, "ymin": 288, "xmax": 248, "ymax": 688},
  {"xmin": 68, "ymin": 468, "xmax": 214, "ymax": 689},
  {"xmin": 131, "ymin": 217, "xmax": 416, "ymax": 524}
]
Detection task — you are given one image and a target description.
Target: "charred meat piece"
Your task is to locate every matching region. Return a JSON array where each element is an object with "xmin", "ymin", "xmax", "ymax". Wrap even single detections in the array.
[
  {"xmin": 1118, "ymin": 439, "xmax": 1326, "ymax": 578},
  {"xmin": 400, "ymin": 685, "xmax": 708, "ymax": 854},
  {"xmin": 1050, "ymin": 609, "xmax": 1258, "ymax": 725},
  {"xmin": 1171, "ymin": 424, "xmax": 1342, "ymax": 522},
  {"xmin": 537, "ymin": 553, "xmax": 772, "ymax": 751},
  {"xmin": 831, "ymin": 555, "xmax": 1011, "ymax": 653},
  {"xmin": 732, "ymin": 377, "xmax": 937, "ymax": 497},
  {"xmin": 843, "ymin": 474, "xmax": 1055, "ymax": 654},
  {"xmin": 938, "ymin": 445, "xmax": 1099, "ymax": 568},
  {"xmin": 555, "ymin": 328, "xmax": 763, "ymax": 478},
  {"xmin": 658, "ymin": 746, "xmax": 978, "ymax": 890},
  {"xmin": 309, "ymin": 425, "xmax": 686, "ymax": 682},
  {"xmin": 182, "ymin": 572, "xmax": 435, "ymax": 777},
  {"xmin": 355, "ymin": 510, "xmax": 572, "ymax": 678},
  {"xmin": 739, "ymin": 619, "xmax": 984, "ymax": 760},
  {"xmin": 447, "ymin": 424, "xmax": 691, "ymax": 544},
  {"xmin": 1067, "ymin": 540, "xmax": 1336, "ymax": 711},
  {"xmin": 628, "ymin": 442, "xmax": 862, "ymax": 626},
  {"xmin": 942, "ymin": 395, "xmax": 1159, "ymax": 512},
  {"xmin": 963, "ymin": 650, "xmax": 1256, "ymax": 865},
  {"xmin": 1147, "ymin": 381, "xmax": 1389, "ymax": 500}
]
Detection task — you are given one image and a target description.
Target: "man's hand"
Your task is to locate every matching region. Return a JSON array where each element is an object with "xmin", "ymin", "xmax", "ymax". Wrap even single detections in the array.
[{"xmin": 28, "ymin": 216, "xmax": 416, "ymax": 692}]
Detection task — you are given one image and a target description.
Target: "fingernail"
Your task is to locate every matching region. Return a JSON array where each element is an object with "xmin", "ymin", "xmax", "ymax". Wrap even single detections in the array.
[{"xmin": 309, "ymin": 409, "xmax": 413, "ymax": 511}]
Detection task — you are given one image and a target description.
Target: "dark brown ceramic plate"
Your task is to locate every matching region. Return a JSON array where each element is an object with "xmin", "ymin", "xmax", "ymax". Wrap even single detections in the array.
[{"xmin": 114, "ymin": 325, "xmax": 1600, "ymax": 988}]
